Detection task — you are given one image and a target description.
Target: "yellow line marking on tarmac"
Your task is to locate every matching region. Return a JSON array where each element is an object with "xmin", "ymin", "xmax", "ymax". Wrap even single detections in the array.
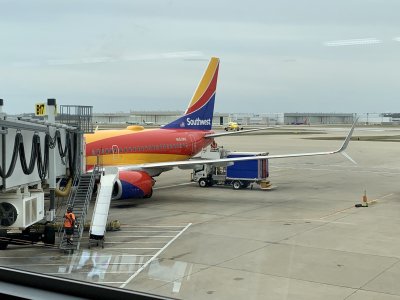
[
  {"xmin": 319, "ymin": 206, "xmax": 356, "ymax": 220},
  {"xmin": 319, "ymin": 193, "xmax": 394, "ymax": 220}
]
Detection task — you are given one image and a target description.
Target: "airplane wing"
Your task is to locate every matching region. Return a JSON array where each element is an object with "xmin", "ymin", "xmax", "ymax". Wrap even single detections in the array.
[
  {"xmin": 119, "ymin": 119, "xmax": 357, "ymax": 173},
  {"xmin": 204, "ymin": 127, "xmax": 278, "ymax": 138}
]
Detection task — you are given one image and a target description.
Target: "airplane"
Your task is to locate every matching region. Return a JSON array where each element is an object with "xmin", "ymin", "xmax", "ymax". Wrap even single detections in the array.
[
  {"xmin": 84, "ymin": 57, "xmax": 356, "ymax": 200},
  {"xmin": 142, "ymin": 120, "xmax": 155, "ymax": 126},
  {"xmin": 224, "ymin": 121, "xmax": 243, "ymax": 131}
]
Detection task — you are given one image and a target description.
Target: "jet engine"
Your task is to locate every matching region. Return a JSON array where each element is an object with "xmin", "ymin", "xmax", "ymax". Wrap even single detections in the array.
[{"xmin": 112, "ymin": 171, "xmax": 154, "ymax": 200}]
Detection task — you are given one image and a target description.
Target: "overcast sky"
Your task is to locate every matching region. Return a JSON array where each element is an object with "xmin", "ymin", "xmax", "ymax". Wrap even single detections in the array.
[{"xmin": 1, "ymin": 0, "xmax": 399, "ymax": 114}]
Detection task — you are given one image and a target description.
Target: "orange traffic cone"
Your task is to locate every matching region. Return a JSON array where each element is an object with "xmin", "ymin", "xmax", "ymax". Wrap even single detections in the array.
[
  {"xmin": 362, "ymin": 190, "xmax": 368, "ymax": 207},
  {"xmin": 355, "ymin": 190, "xmax": 368, "ymax": 208}
]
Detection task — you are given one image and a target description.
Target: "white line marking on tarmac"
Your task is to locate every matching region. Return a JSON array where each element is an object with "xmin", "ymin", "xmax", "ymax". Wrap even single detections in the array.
[
  {"xmin": 108, "ymin": 248, "xmax": 159, "ymax": 250},
  {"xmin": 120, "ymin": 225, "xmax": 187, "ymax": 228},
  {"xmin": 108, "ymin": 247, "xmax": 162, "ymax": 250},
  {"xmin": 154, "ymin": 182, "xmax": 194, "ymax": 190},
  {"xmin": 46, "ymin": 271, "xmax": 142, "ymax": 275},
  {"xmin": 5, "ymin": 248, "xmax": 60, "ymax": 252},
  {"xmin": 106, "ymin": 236, "xmax": 175, "ymax": 238},
  {"xmin": 187, "ymin": 264, "xmax": 193, "ymax": 281},
  {"xmin": 5, "ymin": 262, "xmax": 147, "ymax": 267},
  {"xmin": 120, "ymin": 223, "xmax": 192, "ymax": 289},
  {"xmin": 103, "ymin": 241, "xmax": 167, "ymax": 244},
  {"xmin": 92, "ymin": 282, "xmax": 125, "ymax": 284},
  {"xmin": 0, "ymin": 254, "xmax": 145, "ymax": 259},
  {"xmin": 118, "ymin": 230, "xmax": 181, "ymax": 233},
  {"xmin": 105, "ymin": 242, "xmax": 164, "ymax": 244}
]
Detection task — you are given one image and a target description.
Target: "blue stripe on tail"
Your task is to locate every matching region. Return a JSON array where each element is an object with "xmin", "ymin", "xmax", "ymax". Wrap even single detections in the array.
[{"xmin": 163, "ymin": 94, "xmax": 215, "ymax": 130}]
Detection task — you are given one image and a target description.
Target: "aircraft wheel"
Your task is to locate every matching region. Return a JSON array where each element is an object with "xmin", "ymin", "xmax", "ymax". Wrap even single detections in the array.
[
  {"xmin": 199, "ymin": 178, "xmax": 208, "ymax": 187},
  {"xmin": 232, "ymin": 181, "xmax": 242, "ymax": 190}
]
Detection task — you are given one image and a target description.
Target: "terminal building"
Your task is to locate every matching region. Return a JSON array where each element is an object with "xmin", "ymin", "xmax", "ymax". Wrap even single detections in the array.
[
  {"xmin": 93, "ymin": 111, "xmax": 230, "ymax": 127},
  {"xmin": 19, "ymin": 110, "xmax": 399, "ymax": 127},
  {"xmin": 92, "ymin": 112, "xmax": 361, "ymax": 126}
]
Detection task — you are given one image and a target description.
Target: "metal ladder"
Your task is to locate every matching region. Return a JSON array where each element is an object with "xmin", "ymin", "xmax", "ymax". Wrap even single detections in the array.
[{"xmin": 59, "ymin": 166, "xmax": 99, "ymax": 251}]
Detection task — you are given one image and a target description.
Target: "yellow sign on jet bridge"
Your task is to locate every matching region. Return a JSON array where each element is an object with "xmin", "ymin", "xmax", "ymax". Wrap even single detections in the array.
[
  {"xmin": 35, "ymin": 103, "xmax": 46, "ymax": 116},
  {"xmin": 35, "ymin": 103, "xmax": 58, "ymax": 116}
]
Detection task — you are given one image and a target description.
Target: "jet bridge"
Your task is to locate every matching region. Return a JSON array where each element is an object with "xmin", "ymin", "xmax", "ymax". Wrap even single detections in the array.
[{"xmin": 0, "ymin": 99, "xmax": 83, "ymax": 249}]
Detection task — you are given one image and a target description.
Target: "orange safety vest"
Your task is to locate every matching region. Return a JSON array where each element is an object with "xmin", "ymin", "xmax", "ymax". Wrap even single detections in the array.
[{"xmin": 64, "ymin": 212, "xmax": 76, "ymax": 228}]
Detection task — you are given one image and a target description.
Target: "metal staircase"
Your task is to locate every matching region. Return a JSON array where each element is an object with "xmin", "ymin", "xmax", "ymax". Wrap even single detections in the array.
[{"xmin": 59, "ymin": 166, "xmax": 99, "ymax": 251}]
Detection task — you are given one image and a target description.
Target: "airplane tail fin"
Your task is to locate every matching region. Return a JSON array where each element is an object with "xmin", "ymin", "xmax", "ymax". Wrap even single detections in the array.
[{"xmin": 163, "ymin": 57, "xmax": 220, "ymax": 130}]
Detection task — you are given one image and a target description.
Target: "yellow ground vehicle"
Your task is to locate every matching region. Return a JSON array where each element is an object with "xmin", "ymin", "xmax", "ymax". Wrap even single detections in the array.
[{"xmin": 224, "ymin": 122, "xmax": 243, "ymax": 131}]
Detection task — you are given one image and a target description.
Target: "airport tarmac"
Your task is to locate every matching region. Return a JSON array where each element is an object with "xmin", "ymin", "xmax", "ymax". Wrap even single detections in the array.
[{"xmin": 2, "ymin": 126, "xmax": 400, "ymax": 299}]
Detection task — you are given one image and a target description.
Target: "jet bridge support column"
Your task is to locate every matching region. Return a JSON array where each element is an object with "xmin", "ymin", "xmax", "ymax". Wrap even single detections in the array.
[
  {"xmin": 47, "ymin": 98, "xmax": 57, "ymax": 222},
  {"xmin": 1, "ymin": 99, "xmax": 5, "ymax": 190}
]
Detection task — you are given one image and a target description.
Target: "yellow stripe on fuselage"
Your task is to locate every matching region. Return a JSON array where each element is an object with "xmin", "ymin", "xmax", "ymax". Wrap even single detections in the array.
[
  {"xmin": 86, "ymin": 153, "xmax": 191, "ymax": 166},
  {"xmin": 187, "ymin": 57, "xmax": 219, "ymax": 110}
]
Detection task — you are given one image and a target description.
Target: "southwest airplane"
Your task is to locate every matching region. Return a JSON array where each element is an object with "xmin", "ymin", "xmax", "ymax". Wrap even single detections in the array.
[{"xmin": 85, "ymin": 57, "xmax": 356, "ymax": 200}]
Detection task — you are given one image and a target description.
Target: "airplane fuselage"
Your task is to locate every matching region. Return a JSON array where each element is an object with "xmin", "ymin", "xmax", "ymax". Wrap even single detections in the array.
[{"xmin": 85, "ymin": 127, "xmax": 214, "ymax": 170}]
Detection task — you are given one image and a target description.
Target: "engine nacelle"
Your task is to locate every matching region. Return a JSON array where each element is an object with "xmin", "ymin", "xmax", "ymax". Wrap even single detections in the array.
[{"xmin": 112, "ymin": 171, "xmax": 154, "ymax": 200}]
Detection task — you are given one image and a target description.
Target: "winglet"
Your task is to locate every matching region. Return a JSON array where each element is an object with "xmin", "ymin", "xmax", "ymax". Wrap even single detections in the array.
[{"xmin": 336, "ymin": 117, "xmax": 358, "ymax": 153}]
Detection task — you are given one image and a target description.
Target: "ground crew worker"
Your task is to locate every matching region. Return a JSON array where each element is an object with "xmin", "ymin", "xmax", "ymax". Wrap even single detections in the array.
[{"xmin": 64, "ymin": 207, "xmax": 76, "ymax": 245}]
